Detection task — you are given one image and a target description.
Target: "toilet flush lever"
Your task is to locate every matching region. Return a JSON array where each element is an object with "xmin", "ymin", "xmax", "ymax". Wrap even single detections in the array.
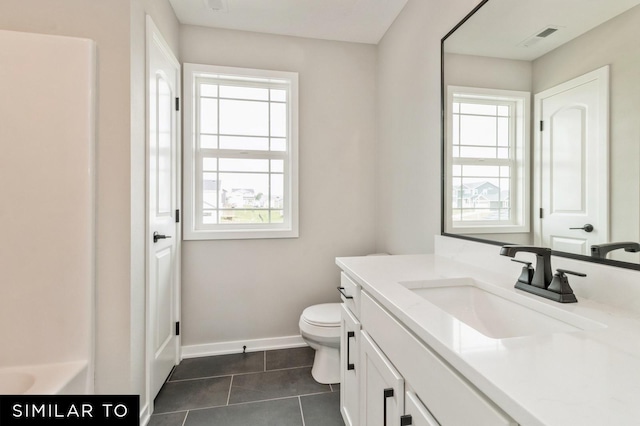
[{"xmin": 153, "ymin": 231, "xmax": 172, "ymax": 243}]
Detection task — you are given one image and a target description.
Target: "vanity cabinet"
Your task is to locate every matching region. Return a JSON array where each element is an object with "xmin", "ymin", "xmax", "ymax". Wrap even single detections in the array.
[{"xmin": 339, "ymin": 270, "xmax": 517, "ymax": 426}]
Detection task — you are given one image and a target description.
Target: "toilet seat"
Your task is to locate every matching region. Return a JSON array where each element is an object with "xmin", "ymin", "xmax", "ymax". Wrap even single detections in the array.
[{"xmin": 301, "ymin": 303, "xmax": 341, "ymax": 327}]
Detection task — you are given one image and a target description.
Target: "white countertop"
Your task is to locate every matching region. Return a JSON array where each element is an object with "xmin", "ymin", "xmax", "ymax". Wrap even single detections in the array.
[{"xmin": 336, "ymin": 254, "xmax": 640, "ymax": 426}]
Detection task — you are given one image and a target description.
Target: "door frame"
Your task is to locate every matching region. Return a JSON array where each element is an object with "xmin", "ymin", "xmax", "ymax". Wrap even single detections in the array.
[
  {"xmin": 145, "ymin": 15, "xmax": 182, "ymax": 413},
  {"xmin": 533, "ymin": 66, "xmax": 609, "ymax": 248}
]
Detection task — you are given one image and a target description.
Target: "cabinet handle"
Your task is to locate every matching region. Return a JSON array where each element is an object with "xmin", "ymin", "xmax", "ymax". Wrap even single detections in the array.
[
  {"xmin": 383, "ymin": 388, "xmax": 394, "ymax": 426},
  {"xmin": 347, "ymin": 331, "xmax": 355, "ymax": 371},
  {"xmin": 400, "ymin": 415, "xmax": 413, "ymax": 426},
  {"xmin": 337, "ymin": 286, "xmax": 353, "ymax": 299}
]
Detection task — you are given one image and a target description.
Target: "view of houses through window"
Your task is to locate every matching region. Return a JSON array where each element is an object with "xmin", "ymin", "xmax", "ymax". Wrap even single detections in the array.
[
  {"xmin": 450, "ymin": 95, "xmax": 515, "ymax": 224},
  {"xmin": 196, "ymin": 76, "xmax": 289, "ymax": 226},
  {"xmin": 183, "ymin": 64, "xmax": 298, "ymax": 240}
]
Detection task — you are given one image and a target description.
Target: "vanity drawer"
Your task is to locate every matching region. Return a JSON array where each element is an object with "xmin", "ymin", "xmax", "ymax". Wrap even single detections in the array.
[
  {"xmin": 361, "ymin": 291, "xmax": 516, "ymax": 426},
  {"xmin": 339, "ymin": 272, "xmax": 361, "ymax": 316}
]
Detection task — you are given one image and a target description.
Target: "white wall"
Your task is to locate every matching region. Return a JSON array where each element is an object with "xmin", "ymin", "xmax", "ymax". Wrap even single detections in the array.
[
  {"xmin": 179, "ymin": 26, "xmax": 377, "ymax": 349},
  {"xmin": 375, "ymin": 0, "xmax": 482, "ymax": 254},
  {"xmin": 444, "ymin": 53, "xmax": 532, "ymax": 92}
]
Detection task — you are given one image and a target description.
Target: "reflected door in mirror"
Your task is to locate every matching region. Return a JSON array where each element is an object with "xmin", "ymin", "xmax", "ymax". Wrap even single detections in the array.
[{"xmin": 536, "ymin": 67, "xmax": 609, "ymax": 255}]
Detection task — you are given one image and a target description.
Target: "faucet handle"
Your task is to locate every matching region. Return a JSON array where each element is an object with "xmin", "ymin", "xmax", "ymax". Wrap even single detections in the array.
[
  {"xmin": 511, "ymin": 259, "xmax": 534, "ymax": 285},
  {"xmin": 547, "ymin": 269, "xmax": 584, "ymax": 303},
  {"xmin": 556, "ymin": 269, "xmax": 586, "ymax": 278}
]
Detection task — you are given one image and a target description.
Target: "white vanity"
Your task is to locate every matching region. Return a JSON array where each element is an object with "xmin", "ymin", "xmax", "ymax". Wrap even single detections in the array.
[{"xmin": 337, "ymin": 237, "xmax": 640, "ymax": 426}]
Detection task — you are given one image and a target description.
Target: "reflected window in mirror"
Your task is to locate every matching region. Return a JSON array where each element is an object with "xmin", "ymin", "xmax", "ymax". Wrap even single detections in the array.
[{"xmin": 445, "ymin": 87, "xmax": 530, "ymax": 235}]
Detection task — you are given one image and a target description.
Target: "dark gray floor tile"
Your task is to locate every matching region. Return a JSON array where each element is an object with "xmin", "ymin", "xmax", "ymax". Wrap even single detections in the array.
[
  {"xmin": 185, "ymin": 397, "xmax": 303, "ymax": 426},
  {"xmin": 266, "ymin": 346, "xmax": 314, "ymax": 370},
  {"xmin": 148, "ymin": 411, "xmax": 187, "ymax": 426},
  {"xmin": 229, "ymin": 367, "xmax": 330, "ymax": 404},
  {"xmin": 330, "ymin": 383, "xmax": 340, "ymax": 392},
  {"xmin": 154, "ymin": 376, "xmax": 231, "ymax": 414},
  {"xmin": 300, "ymin": 392, "xmax": 345, "ymax": 426},
  {"xmin": 170, "ymin": 352, "xmax": 264, "ymax": 381}
]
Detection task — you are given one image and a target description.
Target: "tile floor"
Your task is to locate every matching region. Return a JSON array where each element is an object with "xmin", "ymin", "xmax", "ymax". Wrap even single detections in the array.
[{"xmin": 149, "ymin": 346, "xmax": 345, "ymax": 426}]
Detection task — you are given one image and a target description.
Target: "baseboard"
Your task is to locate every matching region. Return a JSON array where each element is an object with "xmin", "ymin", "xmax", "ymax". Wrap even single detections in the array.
[{"xmin": 181, "ymin": 335, "xmax": 308, "ymax": 359}]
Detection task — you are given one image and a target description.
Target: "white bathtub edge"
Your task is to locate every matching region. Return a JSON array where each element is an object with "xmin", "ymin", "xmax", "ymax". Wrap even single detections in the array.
[{"xmin": 0, "ymin": 360, "xmax": 88, "ymax": 395}]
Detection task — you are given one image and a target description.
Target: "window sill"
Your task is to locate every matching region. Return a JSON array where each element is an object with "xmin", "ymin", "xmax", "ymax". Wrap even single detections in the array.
[
  {"xmin": 183, "ymin": 227, "xmax": 299, "ymax": 241},
  {"xmin": 447, "ymin": 224, "xmax": 530, "ymax": 234}
]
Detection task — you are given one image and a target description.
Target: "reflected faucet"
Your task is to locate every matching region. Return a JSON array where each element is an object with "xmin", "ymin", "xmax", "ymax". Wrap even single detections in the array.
[
  {"xmin": 499, "ymin": 245, "xmax": 552, "ymax": 289},
  {"xmin": 590, "ymin": 242, "xmax": 640, "ymax": 259}
]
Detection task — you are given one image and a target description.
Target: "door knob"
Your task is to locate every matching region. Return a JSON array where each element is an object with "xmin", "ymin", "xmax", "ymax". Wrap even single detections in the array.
[
  {"xmin": 153, "ymin": 231, "xmax": 172, "ymax": 243},
  {"xmin": 569, "ymin": 224, "xmax": 594, "ymax": 232}
]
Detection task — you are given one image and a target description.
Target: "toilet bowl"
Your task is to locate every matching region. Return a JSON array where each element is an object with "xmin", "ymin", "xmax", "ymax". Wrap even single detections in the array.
[{"xmin": 299, "ymin": 303, "xmax": 341, "ymax": 384}]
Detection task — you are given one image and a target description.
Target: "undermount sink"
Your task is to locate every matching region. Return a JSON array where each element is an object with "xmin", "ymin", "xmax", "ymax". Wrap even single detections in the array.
[{"xmin": 399, "ymin": 278, "xmax": 605, "ymax": 339}]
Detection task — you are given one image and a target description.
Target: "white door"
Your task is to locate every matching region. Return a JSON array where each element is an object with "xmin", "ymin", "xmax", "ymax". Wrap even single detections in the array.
[
  {"xmin": 534, "ymin": 66, "xmax": 609, "ymax": 255},
  {"xmin": 147, "ymin": 17, "xmax": 181, "ymax": 401}
]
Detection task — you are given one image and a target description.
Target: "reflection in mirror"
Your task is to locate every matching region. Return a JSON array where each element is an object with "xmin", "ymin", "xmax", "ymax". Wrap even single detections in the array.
[{"xmin": 442, "ymin": 0, "xmax": 640, "ymax": 266}]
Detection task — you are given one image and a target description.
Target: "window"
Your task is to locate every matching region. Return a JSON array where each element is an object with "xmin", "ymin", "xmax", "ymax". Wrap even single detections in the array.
[
  {"xmin": 446, "ymin": 86, "xmax": 530, "ymax": 234},
  {"xmin": 183, "ymin": 64, "xmax": 298, "ymax": 240}
]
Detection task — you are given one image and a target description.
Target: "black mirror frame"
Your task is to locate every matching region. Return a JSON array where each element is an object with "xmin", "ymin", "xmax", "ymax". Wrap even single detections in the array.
[{"xmin": 439, "ymin": 0, "xmax": 640, "ymax": 272}]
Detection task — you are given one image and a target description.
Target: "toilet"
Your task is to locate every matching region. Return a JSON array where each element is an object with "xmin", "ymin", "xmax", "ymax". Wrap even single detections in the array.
[{"xmin": 299, "ymin": 303, "xmax": 341, "ymax": 384}]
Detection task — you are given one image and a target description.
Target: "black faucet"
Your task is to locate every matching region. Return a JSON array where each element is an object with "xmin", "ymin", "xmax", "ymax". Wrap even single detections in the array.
[
  {"xmin": 590, "ymin": 242, "xmax": 640, "ymax": 259},
  {"xmin": 499, "ymin": 245, "xmax": 552, "ymax": 289},
  {"xmin": 500, "ymin": 245, "xmax": 584, "ymax": 303}
]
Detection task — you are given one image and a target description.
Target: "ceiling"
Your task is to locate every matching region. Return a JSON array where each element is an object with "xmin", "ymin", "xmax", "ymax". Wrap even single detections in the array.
[
  {"xmin": 168, "ymin": 0, "xmax": 409, "ymax": 44},
  {"xmin": 444, "ymin": 0, "xmax": 640, "ymax": 61}
]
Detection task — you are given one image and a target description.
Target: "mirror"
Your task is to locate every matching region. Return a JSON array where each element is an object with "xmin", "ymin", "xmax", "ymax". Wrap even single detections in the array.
[{"xmin": 442, "ymin": 0, "xmax": 640, "ymax": 268}]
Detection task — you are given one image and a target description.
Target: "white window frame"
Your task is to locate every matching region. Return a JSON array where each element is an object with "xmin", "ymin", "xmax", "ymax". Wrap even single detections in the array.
[
  {"xmin": 445, "ymin": 86, "xmax": 530, "ymax": 234},
  {"xmin": 183, "ymin": 63, "xmax": 299, "ymax": 240}
]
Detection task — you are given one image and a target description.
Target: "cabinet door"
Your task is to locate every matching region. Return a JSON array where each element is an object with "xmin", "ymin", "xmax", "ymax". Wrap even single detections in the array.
[
  {"xmin": 340, "ymin": 305, "xmax": 361, "ymax": 426},
  {"xmin": 360, "ymin": 331, "xmax": 404, "ymax": 426},
  {"xmin": 401, "ymin": 391, "xmax": 440, "ymax": 426}
]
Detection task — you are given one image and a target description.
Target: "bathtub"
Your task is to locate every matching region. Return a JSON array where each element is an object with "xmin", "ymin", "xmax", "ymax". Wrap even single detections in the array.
[{"xmin": 0, "ymin": 361, "xmax": 88, "ymax": 395}]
